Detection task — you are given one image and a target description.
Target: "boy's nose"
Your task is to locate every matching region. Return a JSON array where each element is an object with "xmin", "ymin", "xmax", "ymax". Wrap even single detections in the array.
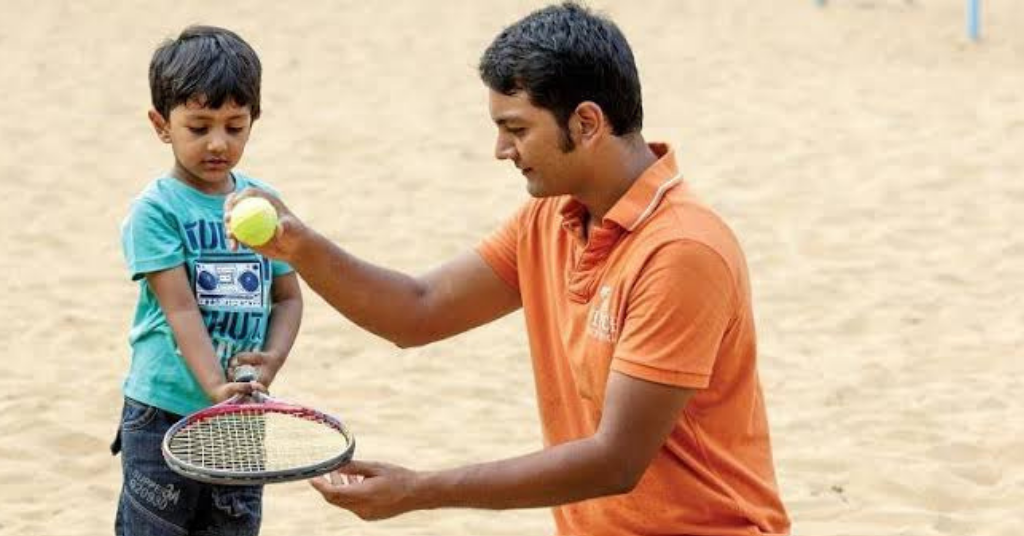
[{"xmin": 207, "ymin": 135, "xmax": 227, "ymax": 153}]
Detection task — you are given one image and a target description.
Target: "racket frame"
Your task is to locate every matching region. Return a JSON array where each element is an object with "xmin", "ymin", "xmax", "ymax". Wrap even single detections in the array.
[{"xmin": 161, "ymin": 391, "xmax": 356, "ymax": 486}]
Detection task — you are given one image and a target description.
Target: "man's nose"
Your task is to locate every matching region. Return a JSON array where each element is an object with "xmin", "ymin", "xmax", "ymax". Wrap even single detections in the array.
[{"xmin": 494, "ymin": 135, "xmax": 515, "ymax": 161}]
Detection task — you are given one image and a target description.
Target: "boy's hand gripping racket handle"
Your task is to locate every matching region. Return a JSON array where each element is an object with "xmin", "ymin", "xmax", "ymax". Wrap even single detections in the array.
[
  {"xmin": 230, "ymin": 364, "xmax": 268, "ymax": 402},
  {"xmin": 233, "ymin": 364, "xmax": 259, "ymax": 383}
]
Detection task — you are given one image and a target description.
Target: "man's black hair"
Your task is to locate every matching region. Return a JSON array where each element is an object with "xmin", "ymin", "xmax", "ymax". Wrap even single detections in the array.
[
  {"xmin": 149, "ymin": 25, "xmax": 262, "ymax": 120},
  {"xmin": 479, "ymin": 2, "xmax": 643, "ymax": 146}
]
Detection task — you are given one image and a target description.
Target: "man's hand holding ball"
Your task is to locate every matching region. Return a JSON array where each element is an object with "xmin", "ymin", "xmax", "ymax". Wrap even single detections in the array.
[{"xmin": 225, "ymin": 189, "xmax": 308, "ymax": 262}]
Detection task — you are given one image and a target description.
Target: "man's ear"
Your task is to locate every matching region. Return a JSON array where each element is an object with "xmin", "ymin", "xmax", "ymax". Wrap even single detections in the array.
[
  {"xmin": 148, "ymin": 109, "xmax": 172, "ymax": 143},
  {"xmin": 571, "ymin": 101, "xmax": 606, "ymax": 147}
]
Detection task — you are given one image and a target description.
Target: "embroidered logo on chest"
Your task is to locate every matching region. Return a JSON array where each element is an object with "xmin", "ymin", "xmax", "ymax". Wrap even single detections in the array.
[{"xmin": 587, "ymin": 285, "xmax": 619, "ymax": 342}]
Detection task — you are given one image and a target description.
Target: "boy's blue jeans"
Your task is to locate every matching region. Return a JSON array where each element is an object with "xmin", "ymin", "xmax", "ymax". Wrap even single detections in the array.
[{"xmin": 112, "ymin": 397, "xmax": 263, "ymax": 536}]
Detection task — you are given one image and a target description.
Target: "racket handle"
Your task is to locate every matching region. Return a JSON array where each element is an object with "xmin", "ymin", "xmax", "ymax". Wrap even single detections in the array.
[{"xmin": 233, "ymin": 364, "xmax": 259, "ymax": 383}]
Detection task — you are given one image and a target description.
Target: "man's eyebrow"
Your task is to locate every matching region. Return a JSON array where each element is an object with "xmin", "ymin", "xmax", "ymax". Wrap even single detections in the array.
[{"xmin": 493, "ymin": 116, "xmax": 521, "ymax": 126}]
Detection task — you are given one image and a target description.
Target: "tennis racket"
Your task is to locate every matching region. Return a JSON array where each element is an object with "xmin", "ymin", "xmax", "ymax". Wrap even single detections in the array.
[{"xmin": 161, "ymin": 365, "xmax": 355, "ymax": 485}]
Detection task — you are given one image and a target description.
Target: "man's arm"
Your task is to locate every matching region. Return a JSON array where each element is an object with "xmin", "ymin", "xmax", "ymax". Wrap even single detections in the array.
[
  {"xmin": 311, "ymin": 371, "xmax": 694, "ymax": 519},
  {"xmin": 226, "ymin": 190, "xmax": 522, "ymax": 348},
  {"xmin": 294, "ymin": 239, "xmax": 520, "ymax": 347}
]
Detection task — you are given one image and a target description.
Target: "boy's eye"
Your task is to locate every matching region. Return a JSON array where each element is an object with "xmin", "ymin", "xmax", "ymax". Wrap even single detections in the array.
[
  {"xmin": 227, "ymin": 126, "xmax": 245, "ymax": 134},
  {"xmin": 187, "ymin": 126, "xmax": 208, "ymax": 135}
]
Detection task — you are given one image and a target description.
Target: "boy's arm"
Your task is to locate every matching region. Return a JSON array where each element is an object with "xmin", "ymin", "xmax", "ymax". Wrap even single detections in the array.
[
  {"xmin": 243, "ymin": 272, "xmax": 303, "ymax": 387},
  {"xmin": 146, "ymin": 265, "xmax": 256, "ymax": 402}
]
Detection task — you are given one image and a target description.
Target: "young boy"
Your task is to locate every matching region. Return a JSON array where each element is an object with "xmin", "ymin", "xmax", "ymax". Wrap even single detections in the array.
[{"xmin": 113, "ymin": 25, "xmax": 302, "ymax": 536}]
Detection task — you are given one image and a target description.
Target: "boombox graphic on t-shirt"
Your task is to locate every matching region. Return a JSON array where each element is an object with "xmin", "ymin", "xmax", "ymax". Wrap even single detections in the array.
[{"xmin": 193, "ymin": 258, "xmax": 265, "ymax": 310}]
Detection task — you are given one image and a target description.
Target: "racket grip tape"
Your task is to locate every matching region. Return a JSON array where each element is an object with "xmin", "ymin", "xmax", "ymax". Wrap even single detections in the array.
[{"xmin": 233, "ymin": 364, "xmax": 259, "ymax": 383}]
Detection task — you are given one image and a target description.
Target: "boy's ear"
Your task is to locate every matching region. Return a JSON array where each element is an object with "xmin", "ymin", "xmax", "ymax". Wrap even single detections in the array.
[{"xmin": 148, "ymin": 110, "xmax": 172, "ymax": 143}]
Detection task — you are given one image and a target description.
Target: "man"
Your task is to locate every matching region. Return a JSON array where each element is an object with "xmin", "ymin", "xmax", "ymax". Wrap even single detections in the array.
[{"xmin": 227, "ymin": 3, "xmax": 790, "ymax": 534}]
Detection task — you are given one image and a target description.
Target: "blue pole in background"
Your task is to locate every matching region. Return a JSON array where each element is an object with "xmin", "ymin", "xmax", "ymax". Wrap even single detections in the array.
[{"xmin": 968, "ymin": 0, "xmax": 981, "ymax": 41}]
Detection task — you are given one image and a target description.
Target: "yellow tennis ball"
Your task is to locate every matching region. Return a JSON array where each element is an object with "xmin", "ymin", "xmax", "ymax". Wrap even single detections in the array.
[{"xmin": 230, "ymin": 197, "xmax": 279, "ymax": 247}]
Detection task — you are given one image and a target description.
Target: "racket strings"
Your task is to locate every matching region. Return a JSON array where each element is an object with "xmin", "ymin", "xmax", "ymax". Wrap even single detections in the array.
[{"xmin": 167, "ymin": 408, "xmax": 350, "ymax": 473}]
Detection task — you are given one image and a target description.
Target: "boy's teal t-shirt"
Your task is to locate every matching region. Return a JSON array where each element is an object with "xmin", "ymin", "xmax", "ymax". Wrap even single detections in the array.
[{"xmin": 120, "ymin": 172, "xmax": 293, "ymax": 416}]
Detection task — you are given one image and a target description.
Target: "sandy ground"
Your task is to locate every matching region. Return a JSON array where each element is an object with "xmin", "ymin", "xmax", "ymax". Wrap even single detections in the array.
[{"xmin": 1, "ymin": 1, "xmax": 1021, "ymax": 535}]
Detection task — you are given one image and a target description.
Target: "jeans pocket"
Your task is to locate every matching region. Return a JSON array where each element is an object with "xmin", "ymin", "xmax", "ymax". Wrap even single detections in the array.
[
  {"xmin": 121, "ymin": 398, "xmax": 159, "ymax": 431},
  {"xmin": 211, "ymin": 485, "xmax": 263, "ymax": 520}
]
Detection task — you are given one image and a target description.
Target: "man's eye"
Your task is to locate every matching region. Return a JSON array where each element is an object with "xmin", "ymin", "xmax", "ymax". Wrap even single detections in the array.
[
  {"xmin": 227, "ymin": 126, "xmax": 244, "ymax": 134},
  {"xmin": 508, "ymin": 127, "xmax": 526, "ymax": 136},
  {"xmin": 188, "ymin": 126, "xmax": 208, "ymax": 135}
]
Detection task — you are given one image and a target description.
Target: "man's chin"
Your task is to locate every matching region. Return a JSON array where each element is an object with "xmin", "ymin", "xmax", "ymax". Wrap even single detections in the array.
[{"xmin": 525, "ymin": 180, "xmax": 548, "ymax": 198}]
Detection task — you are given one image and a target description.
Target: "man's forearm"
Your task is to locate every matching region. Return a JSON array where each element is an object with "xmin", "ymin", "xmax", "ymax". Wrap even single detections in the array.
[
  {"xmin": 412, "ymin": 437, "xmax": 633, "ymax": 511},
  {"xmin": 288, "ymin": 230, "xmax": 433, "ymax": 346}
]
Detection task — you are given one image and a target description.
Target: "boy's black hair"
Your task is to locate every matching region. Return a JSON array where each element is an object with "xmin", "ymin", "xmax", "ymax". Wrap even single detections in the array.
[
  {"xmin": 479, "ymin": 2, "xmax": 643, "ymax": 144},
  {"xmin": 149, "ymin": 25, "xmax": 262, "ymax": 120}
]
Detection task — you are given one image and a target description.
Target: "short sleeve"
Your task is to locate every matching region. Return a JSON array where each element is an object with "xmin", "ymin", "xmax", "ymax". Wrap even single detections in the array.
[
  {"xmin": 612, "ymin": 240, "xmax": 736, "ymax": 389},
  {"xmin": 475, "ymin": 203, "xmax": 529, "ymax": 291},
  {"xmin": 271, "ymin": 259, "xmax": 294, "ymax": 277},
  {"xmin": 121, "ymin": 199, "xmax": 185, "ymax": 281}
]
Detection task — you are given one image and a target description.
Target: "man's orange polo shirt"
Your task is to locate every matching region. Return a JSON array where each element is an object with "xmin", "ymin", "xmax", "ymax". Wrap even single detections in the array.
[{"xmin": 476, "ymin": 143, "xmax": 789, "ymax": 536}]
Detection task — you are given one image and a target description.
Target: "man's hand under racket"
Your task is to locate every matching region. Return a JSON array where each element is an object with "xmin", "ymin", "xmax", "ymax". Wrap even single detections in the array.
[{"xmin": 310, "ymin": 461, "xmax": 422, "ymax": 521}]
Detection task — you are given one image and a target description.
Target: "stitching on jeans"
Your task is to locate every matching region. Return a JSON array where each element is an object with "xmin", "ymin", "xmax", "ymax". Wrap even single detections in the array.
[
  {"xmin": 121, "ymin": 404, "xmax": 159, "ymax": 431},
  {"xmin": 123, "ymin": 489, "xmax": 189, "ymax": 535}
]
